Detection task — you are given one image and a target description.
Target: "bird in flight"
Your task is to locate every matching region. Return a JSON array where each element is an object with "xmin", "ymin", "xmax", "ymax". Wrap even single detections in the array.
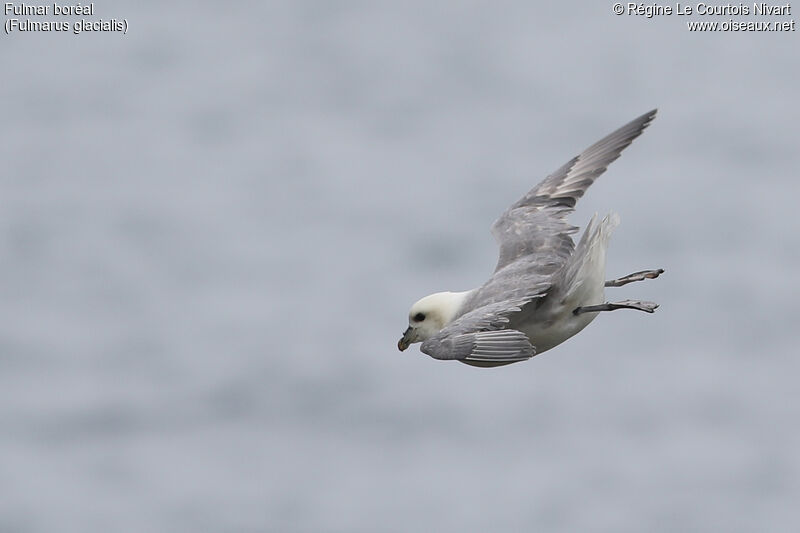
[{"xmin": 398, "ymin": 110, "xmax": 664, "ymax": 367}]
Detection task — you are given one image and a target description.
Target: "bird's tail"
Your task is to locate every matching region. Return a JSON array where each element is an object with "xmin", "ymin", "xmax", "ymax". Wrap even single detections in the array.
[{"xmin": 561, "ymin": 212, "xmax": 619, "ymax": 300}]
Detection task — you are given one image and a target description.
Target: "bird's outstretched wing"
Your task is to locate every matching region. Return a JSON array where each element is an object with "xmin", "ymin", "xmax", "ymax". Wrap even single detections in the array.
[
  {"xmin": 491, "ymin": 109, "xmax": 657, "ymax": 272},
  {"xmin": 420, "ymin": 297, "xmax": 539, "ymax": 365}
]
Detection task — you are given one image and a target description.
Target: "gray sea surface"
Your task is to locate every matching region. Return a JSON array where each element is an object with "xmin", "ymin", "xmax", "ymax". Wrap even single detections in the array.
[{"xmin": 1, "ymin": 2, "xmax": 799, "ymax": 532}]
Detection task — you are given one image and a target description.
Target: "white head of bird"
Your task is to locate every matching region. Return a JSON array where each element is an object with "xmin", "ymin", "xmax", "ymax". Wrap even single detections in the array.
[{"xmin": 397, "ymin": 291, "xmax": 470, "ymax": 351}]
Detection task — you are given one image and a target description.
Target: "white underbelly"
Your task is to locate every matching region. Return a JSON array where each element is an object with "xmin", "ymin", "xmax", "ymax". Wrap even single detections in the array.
[
  {"xmin": 523, "ymin": 267, "xmax": 606, "ymax": 354},
  {"xmin": 522, "ymin": 304, "xmax": 598, "ymax": 354}
]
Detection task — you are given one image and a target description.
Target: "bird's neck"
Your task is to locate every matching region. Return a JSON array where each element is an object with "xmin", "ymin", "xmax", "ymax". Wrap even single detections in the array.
[{"xmin": 438, "ymin": 290, "xmax": 473, "ymax": 326}]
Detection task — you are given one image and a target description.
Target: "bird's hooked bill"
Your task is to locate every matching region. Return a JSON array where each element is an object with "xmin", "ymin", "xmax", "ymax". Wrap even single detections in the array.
[{"xmin": 398, "ymin": 327, "xmax": 412, "ymax": 351}]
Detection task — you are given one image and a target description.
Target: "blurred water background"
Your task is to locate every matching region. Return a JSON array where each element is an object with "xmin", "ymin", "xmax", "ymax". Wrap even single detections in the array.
[{"xmin": 1, "ymin": 1, "xmax": 798, "ymax": 532}]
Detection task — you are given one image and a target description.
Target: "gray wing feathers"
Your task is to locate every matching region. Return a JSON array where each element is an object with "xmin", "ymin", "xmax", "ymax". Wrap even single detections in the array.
[
  {"xmin": 491, "ymin": 109, "xmax": 656, "ymax": 272},
  {"xmin": 422, "ymin": 329, "xmax": 534, "ymax": 364},
  {"xmin": 528, "ymin": 109, "xmax": 657, "ymax": 206},
  {"xmin": 420, "ymin": 298, "xmax": 537, "ymax": 363},
  {"xmin": 462, "ymin": 330, "xmax": 534, "ymax": 363}
]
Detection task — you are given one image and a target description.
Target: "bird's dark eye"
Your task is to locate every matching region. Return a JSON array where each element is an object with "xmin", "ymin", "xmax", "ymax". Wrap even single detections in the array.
[{"xmin": 413, "ymin": 312, "xmax": 426, "ymax": 322}]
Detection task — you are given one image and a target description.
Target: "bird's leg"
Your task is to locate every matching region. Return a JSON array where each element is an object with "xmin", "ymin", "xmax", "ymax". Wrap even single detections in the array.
[
  {"xmin": 604, "ymin": 268, "xmax": 664, "ymax": 287},
  {"xmin": 573, "ymin": 299, "xmax": 659, "ymax": 315}
]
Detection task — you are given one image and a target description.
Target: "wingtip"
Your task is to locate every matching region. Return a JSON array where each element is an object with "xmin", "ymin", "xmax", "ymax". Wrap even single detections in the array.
[{"xmin": 625, "ymin": 108, "xmax": 657, "ymax": 137}]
